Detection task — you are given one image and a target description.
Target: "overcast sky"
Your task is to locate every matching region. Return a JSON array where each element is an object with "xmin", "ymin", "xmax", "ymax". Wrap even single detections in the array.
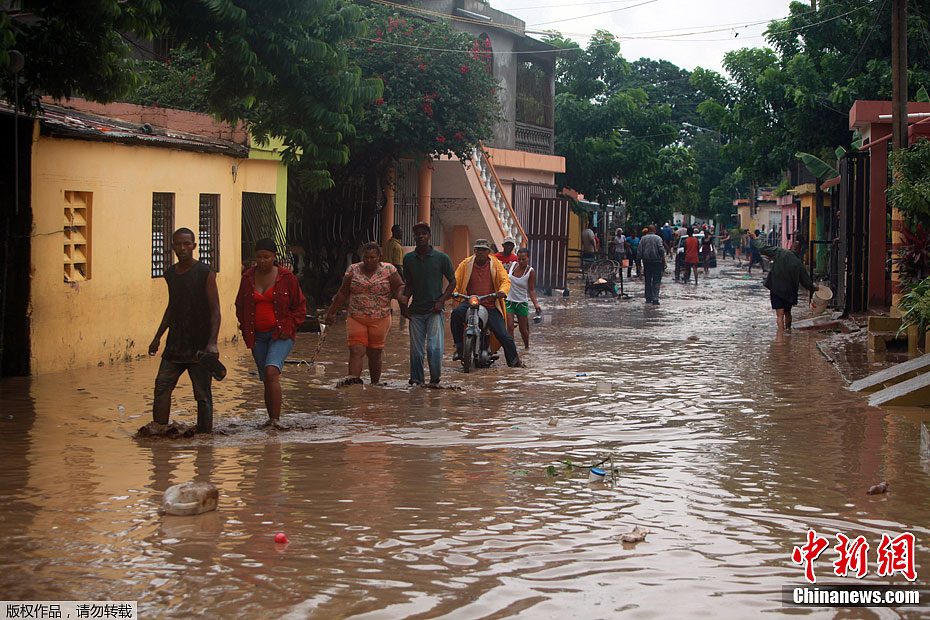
[{"xmin": 490, "ymin": 0, "xmax": 800, "ymax": 75}]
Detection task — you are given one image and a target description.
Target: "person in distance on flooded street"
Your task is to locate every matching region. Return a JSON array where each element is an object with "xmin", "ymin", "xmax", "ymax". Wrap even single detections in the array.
[
  {"xmin": 682, "ymin": 227, "xmax": 700, "ymax": 284},
  {"xmin": 494, "ymin": 235, "xmax": 519, "ymax": 267},
  {"xmin": 236, "ymin": 238, "xmax": 307, "ymax": 424},
  {"xmin": 637, "ymin": 224, "xmax": 666, "ymax": 305},
  {"xmin": 451, "ymin": 239, "xmax": 521, "ymax": 367},
  {"xmin": 147, "ymin": 228, "xmax": 221, "ymax": 434},
  {"xmin": 748, "ymin": 230, "xmax": 816, "ymax": 332}
]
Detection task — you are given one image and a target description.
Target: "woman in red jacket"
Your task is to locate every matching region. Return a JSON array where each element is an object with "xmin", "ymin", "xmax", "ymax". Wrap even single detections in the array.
[{"xmin": 235, "ymin": 239, "xmax": 307, "ymax": 424}]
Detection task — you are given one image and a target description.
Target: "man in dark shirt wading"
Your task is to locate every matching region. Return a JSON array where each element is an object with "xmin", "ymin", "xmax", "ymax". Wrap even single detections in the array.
[
  {"xmin": 147, "ymin": 228, "xmax": 221, "ymax": 433},
  {"xmin": 749, "ymin": 230, "xmax": 816, "ymax": 332}
]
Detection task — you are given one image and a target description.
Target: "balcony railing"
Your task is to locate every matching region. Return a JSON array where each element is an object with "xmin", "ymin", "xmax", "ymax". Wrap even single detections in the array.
[{"xmin": 514, "ymin": 121, "xmax": 553, "ymax": 155}]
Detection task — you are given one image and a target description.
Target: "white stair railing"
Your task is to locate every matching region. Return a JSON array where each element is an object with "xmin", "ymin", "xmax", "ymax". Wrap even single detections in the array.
[{"xmin": 471, "ymin": 145, "xmax": 527, "ymax": 246}]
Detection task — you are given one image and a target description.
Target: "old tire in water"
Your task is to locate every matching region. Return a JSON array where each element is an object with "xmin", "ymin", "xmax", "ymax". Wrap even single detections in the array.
[{"xmin": 462, "ymin": 333, "xmax": 475, "ymax": 374}]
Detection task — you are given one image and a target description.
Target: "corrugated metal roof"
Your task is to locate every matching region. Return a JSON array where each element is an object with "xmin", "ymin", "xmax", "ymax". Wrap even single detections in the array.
[{"xmin": 0, "ymin": 101, "xmax": 249, "ymax": 156}]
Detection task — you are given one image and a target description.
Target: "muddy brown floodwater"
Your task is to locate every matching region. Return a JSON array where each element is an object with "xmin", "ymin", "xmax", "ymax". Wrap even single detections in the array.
[{"xmin": 2, "ymin": 264, "xmax": 929, "ymax": 619}]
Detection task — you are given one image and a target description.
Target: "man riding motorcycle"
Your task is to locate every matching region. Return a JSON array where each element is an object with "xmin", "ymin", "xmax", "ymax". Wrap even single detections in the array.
[{"xmin": 450, "ymin": 239, "xmax": 522, "ymax": 368}]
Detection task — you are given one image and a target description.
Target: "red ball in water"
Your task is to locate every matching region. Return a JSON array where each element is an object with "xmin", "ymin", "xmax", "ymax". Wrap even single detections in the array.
[{"xmin": 274, "ymin": 533, "xmax": 288, "ymax": 544}]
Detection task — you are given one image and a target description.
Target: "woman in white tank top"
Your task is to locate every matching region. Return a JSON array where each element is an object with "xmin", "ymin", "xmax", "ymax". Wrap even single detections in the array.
[{"xmin": 505, "ymin": 248, "xmax": 542, "ymax": 349}]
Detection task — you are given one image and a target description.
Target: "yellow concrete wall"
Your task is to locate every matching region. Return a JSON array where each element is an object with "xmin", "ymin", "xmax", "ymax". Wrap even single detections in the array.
[
  {"xmin": 30, "ymin": 135, "xmax": 280, "ymax": 374},
  {"xmin": 248, "ymin": 135, "xmax": 289, "ymax": 234}
]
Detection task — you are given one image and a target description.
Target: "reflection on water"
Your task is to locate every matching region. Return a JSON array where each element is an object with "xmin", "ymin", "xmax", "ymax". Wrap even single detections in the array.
[{"xmin": 1, "ymin": 268, "xmax": 929, "ymax": 618}]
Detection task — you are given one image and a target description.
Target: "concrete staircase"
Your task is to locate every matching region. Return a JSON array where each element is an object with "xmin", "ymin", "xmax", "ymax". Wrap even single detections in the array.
[{"xmin": 850, "ymin": 351, "xmax": 930, "ymax": 407}]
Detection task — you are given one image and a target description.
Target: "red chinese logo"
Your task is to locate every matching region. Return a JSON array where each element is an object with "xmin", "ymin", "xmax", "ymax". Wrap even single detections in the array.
[
  {"xmin": 792, "ymin": 529, "xmax": 829, "ymax": 583},
  {"xmin": 792, "ymin": 529, "xmax": 917, "ymax": 583},
  {"xmin": 877, "ymin": 532, "xmax": 917, "ymax": 581},
  {"xmin": 833, "ymin": 534, "xmax": 870, "ymax": 578}
]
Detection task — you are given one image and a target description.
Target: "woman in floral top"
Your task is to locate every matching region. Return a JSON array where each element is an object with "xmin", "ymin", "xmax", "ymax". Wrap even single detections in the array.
[{"xmin": 326, "ymin": 242, "xmax": 407, "ymax": 384}]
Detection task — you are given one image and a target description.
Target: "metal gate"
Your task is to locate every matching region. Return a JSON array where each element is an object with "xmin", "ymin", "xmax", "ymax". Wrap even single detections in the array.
[
  {"xmin": 524, "ymin": 196, "xmax": 570, "ymax": 292},
  {"xmin": 838, "ymin": 152, "xmax": 870, "ymax": 314},
  {"xmin": 242, "ymin": 192, "xmax": 291, "ymax": 269}
]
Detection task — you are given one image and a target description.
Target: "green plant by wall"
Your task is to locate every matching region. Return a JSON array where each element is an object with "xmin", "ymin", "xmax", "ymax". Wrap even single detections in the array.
[
  {"xmin": 896, "ymin": 275, "xmax": 930, "ymax": 336},
  {"xmin": 888, "ymin": 137, "xmax": 930, "ymax": 229}
]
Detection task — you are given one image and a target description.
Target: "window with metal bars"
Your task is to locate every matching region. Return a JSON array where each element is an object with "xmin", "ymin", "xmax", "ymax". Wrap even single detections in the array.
[
  {"xmin": 151, "ymin": 193, "xmax": 175, "ymax": 278},
  {"xmin": 198, "ymin": 194, "xmax": 220, "ymax": 272}
]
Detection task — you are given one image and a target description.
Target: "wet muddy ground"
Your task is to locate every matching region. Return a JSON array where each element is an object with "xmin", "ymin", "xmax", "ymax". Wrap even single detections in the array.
[{"xmin": 2, "ymin": 260, "xmax": 929, "ymax": 618}]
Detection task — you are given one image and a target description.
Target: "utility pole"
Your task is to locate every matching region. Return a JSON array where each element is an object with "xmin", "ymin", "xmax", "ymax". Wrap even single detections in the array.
[
  {"xmin": 891, "ymin": 0, "xmax": 908, "ymax": 315},
  {"xmin": 892, "ymin": 0, "xmax": 908, "ymax": 151}
]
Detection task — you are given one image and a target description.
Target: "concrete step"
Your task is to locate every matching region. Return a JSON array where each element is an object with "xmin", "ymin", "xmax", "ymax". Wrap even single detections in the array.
[
  {"xmin": 850, "ymin": 352, "xmax": 930, "ymax": 393},
  {"xmin": 869, "ymin": 370, "xmax": 930, "ymax": 407},
  {"xmin": 868, "ymin": 315, "xmax": 903, "ymax": 333}
]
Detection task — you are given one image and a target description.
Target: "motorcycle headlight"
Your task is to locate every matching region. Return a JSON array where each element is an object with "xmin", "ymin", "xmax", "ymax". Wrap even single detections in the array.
[{"xmin": 469, "ymin": 296, "xmax": 480, "ymax": 307}]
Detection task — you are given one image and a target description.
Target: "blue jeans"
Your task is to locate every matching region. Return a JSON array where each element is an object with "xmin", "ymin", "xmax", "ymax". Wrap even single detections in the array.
[
  {"xmin": 643, "ymin": 260, "xmax": 663, "ymax": 303},
  {"xmin": 408, "ymin": 312, "xmax": 444, "ymax": 383},
  {"xmin": 252, "ymin": 331, "xmax": 294, "ymax": 381}
]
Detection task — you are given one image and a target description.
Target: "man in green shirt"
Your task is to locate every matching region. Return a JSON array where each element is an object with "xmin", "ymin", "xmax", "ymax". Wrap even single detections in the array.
[
  {"xmin": 749, "ymin": 231, "xmax": 817, "ymax": 332},
  {"xmin": 402, "ymin": 221, "xmax": 456, "ymax": 385}
]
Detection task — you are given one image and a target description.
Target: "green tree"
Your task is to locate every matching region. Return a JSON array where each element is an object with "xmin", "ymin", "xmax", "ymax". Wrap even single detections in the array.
[
  {"xmin": 548, "ymin": 31, "xmax": 699, "ymax": 225},
  {"xmin": 625, "ymin": 145, "xmax": 699, "ymax": 229},
  {"xmin": 693, "ymin": 0, "xmax": 930, "ymax": 186},
  {"xmin": 289, "ymin": 4, "xmax": 502, "ymax": 303},
  {"xmin": 1, "ymin": 0, "xmax": 381, "ymax": 189},
  {"xmin": 345, "ymin": 4, "xmax": 501, "ymax": 175},
  {"xmin": 128, "ymin": 48, "xmax": 212, "ymax": 113}
]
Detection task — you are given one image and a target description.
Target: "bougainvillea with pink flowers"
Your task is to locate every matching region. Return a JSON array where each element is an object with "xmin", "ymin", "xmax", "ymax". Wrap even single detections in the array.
[{"xmin": 345, "ymin": 4, "xmax": 501, "ymax": 168}]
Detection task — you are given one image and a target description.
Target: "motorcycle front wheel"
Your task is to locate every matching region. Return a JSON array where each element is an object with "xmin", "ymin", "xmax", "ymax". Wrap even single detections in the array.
[{"xmin": 462, "ymin": 333, "xmax": 475, "ymax": 374}]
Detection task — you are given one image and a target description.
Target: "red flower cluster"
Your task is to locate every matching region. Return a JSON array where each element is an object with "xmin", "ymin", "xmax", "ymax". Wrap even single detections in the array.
[
  {"xmin": 459, "ymin": 64, "xmax": 469, "ymax": 74},
  {"xmin": 422, "ymin": 102, "xmax": 433, "ymax": 117},
  {"xmin": 386, "ymin": 19, "xmax": 408, "ymax": 33},
  {"xmin": 454, "ymin": 132, "xmax": 464, "ymax": 140},
  {"xmin": 374, "ymin": 98, "xmax": 384, "ymax": 106},
  {"xmin": 436, "ymin": 135, "xmax": 446, "ymax": 143}
]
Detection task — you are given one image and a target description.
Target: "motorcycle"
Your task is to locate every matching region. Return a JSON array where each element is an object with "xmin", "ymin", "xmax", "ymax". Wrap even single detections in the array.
[{"xmin": 452, "ymin": 292, "xmax": 500, "ymax": 373}]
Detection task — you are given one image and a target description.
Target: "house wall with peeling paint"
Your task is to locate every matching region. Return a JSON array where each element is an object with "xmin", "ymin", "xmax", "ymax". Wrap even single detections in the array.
[{"xmin": 29, "ymin": 134, "xmax": 279, "ymax": 374}]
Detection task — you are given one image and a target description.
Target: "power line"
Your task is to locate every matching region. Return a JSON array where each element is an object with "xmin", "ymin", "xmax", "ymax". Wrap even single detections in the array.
[
  {"xmin": 369, "ymin": 0, "xmax": 859, "ymax": 41},
  {"xmin": 527, "ymin": 0, "xmax": 659, "ymax": 28},
  {"xmin": 357, "ymin": 5, "xmax": 871, "ymax": 55},
  {"xmin": 501, "ymin": 0, "xmax": 657, "ymax": 11},
  {"xmin": 837, "ymin": 0, "xmax": 888, "ymax": 83}
]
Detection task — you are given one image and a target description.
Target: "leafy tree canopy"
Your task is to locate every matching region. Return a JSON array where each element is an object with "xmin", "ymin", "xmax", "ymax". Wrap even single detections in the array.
[
  {"xmin": 344, "ymin": 4, "xmax": 501, "ymax": 171},
  {"xmin": 547, "ymin": 31, "xmax": 700, "ymax": 224},
  {"xmin": 1, "ymin": 0, "xmax": 382, "ymax": 189},
  {"xmin": 694, "ymin": 0, "xmax": 930, "ymax": 185}
]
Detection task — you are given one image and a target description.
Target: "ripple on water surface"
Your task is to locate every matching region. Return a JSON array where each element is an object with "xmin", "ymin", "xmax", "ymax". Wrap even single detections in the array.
[{"xmin": 1, "ymin": 270, "xmax": 928, "ymax": 618}]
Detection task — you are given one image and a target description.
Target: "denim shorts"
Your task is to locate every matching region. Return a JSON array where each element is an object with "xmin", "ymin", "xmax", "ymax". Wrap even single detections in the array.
[{"xmin": 252, "ymin": 331, "xmax": 294, "ymax": 381}]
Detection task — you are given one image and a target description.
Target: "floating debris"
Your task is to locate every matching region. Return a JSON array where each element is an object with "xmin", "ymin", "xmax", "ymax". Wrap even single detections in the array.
[
  {"xmin": 620, "ymin": 526, "xmax": 650, "ymax": 543},
  {"xmin": 161, "ymin": 481, "xmax": 218, "ymax": 516},
  {"xmin": 866, "ymin": 482, "xmax": 888, "ymax": 495},
  {"xmin": 135, "ymin": 421, "xmax": 197, "ymax": 439}
]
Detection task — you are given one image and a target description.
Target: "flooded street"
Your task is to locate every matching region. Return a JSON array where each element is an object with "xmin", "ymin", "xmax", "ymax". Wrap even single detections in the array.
[{"xmin": 2, "ymin": 264, "xmax": 928, "ymax": 619}]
